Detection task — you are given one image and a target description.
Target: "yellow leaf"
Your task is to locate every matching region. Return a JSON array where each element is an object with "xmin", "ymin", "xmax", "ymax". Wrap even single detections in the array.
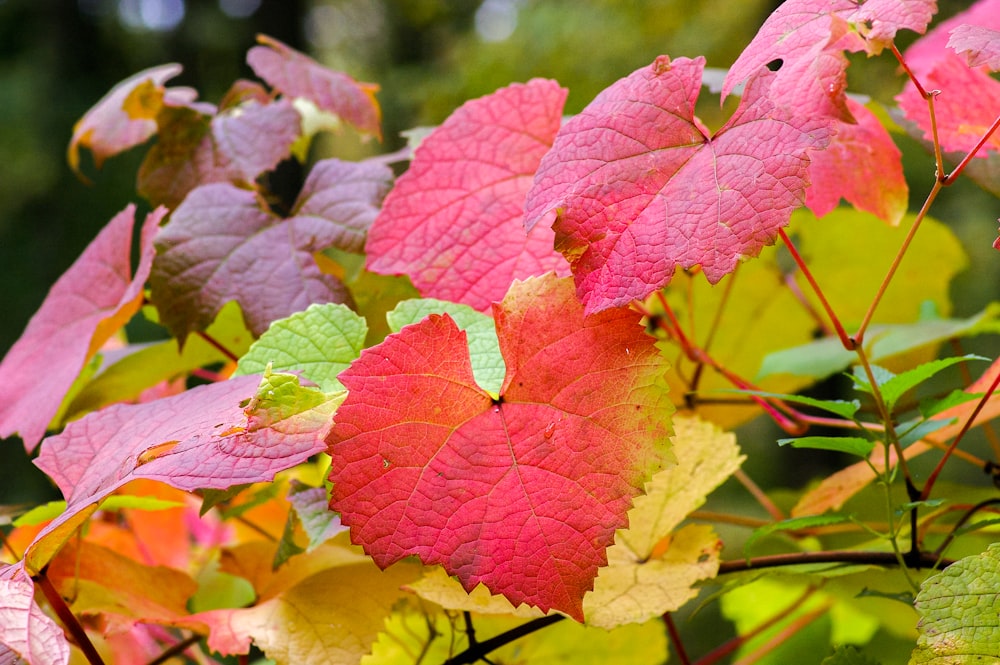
[
  {"xmin": 405, "ymin": 567, "xmax": 546, "ymax": 619},
  {"xmin": 583, "ymin": 415, "xmax": 743, "ymax": 628}
]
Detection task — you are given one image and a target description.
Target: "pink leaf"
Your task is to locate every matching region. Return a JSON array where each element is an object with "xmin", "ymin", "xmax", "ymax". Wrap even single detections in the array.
[
  {"xmin": 150, "ymin": 161, "xmax": 390, "ymax": 339},
  {"xmin": 138, "ymin": 99, "xmax": 301, "ymax": 209},
  {"xmin": 0, "ymin": 564, "xmax": 70, "ymax": 665},
  {"xmin": 524, "ymin": 57, "xmax": 830, "ymax": 313},
  {"xmin": 0, "ymin": 205, "xmax": 164, "ymax": 451},
  {"xmin": 896, "ymin": 0, "xmax": 1000, "ymax": 157},
  {"xmin": 949, "ymin": 24, "xmax": 1000, "ymax": 70},
  {"xmin": 806, "ymin": 98, "xmax": 908, "ymax": 224},
  {"xmin": 328, "ymin": 274, "xmax": 673, "ymax": 621},
  {"xmin": 247, "ymin": 35, "xmax": 381, "ymax": 138},
  {"xmin": 68, "ymin": 64, "xmax": 199, "ymax": 177},
  {"xmin": 723, "ymin": 0, "xmax": 935, "ymax": 119},
  {"xmin": 366, "ymin": 79, "xmax": 570, "ymax": 311}
]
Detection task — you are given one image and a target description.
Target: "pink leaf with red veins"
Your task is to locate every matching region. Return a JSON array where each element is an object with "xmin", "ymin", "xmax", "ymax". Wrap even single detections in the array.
[
  {"xmin": 523, "ymin": 56, "xmax": 831, "ymax": 313},
  {"xmin": 328, "ymin": 274, "xmax": 673, "ymax": 621},
  {"xmin": 68, "ymin": 64, "xmax": 200, "ymax": 176},
  {"xmin": 949, "ymin": 24, "xmax": 1000, "ymax": 70},
  {"xmin": 897, "ymin": 0, "xmax": 1000, "ymax": 158},
  {"xmin": 366, "ymin": 79, "xmax": 570, "ymax": 311},
  {"xmin": 0, "ymin": 564, "xmax": 69, "ymax": 665},
  {"xmin": 150, "ymin": 158, "xmax": 391, "ymax": 340},
  {"xmin": 247, "ymin": 35, "xmax": 381, "ymax": 138},
  {"xmin": 0, "ymin": 205, "xmax": 164, "ymax": 451},
  {"xmin": 806, "ymin": 97, "xmax": 908, "ymax": 224},
  {"xmin": 724, "ymin": 0, "xmax": 935, "ymax": 119}
]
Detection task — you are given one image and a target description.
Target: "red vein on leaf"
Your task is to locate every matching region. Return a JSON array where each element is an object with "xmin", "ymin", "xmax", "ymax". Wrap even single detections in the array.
[{"xmin": 920, "ymin": 367, "xmax": 1000, "ymax": 502}]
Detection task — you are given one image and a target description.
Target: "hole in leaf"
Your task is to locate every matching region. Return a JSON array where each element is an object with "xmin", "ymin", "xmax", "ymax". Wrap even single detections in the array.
[{"xmin": 766, "ymin": 58, "xmax": 783, "ymax": 72}]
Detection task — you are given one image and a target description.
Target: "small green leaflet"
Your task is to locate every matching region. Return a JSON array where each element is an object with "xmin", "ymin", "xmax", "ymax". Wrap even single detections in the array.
[
  {"xmin": 919, "ymin": 389, "xmax": 985, "ymax": 419},
  {"xmin": 745, "ymin": 514, "xmax": 854, "ymax": 560},
  {"xmin": 778, "ymin": 436, "xmax": 875, "ymax": 458},
  {"xmin": 710, "ymin": 389, "xmax": 861, "ymax": 420},
  {"xmin": 878, "ymin": 355, "xmax": 988, "ymax": 413}
]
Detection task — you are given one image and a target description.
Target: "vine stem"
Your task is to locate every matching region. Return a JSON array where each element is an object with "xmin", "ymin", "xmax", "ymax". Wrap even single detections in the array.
[
  {"xmin": 664, "ymin": 612, "xmax": 692, "ymax": 665},
  {"xmin": 732, "ymin": 603, "xmax": 830, "ymax": 665},
  {"xmin": 943, "ymin": 111, "xmax": 1000, "ymax": 184},
  {"xmin": 778, "ymin": 229, "xmax": 852, "ymax": 349},
  {"xmin": 717, "ymin": 549, "xmax": 948, "ymax": 575},
  {"xmin": 442, "ymin": 615, "xmax": 563, "ymax": 665},
  {"xmin": 33, "ymin": 569, "xmax": 105, "ymax": 665},
  {"xmin": 920, "ymin": 366, "xmax": 1000, "ymax": 501}
]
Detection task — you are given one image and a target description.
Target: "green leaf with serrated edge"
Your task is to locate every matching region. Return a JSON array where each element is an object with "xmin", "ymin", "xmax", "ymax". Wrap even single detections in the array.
[
  {"xmin": 857, "ymin": 587, "xmax": 915, "ymax": 606},
  {"xmin": 778, "ymin": 436, "xmax": 876, "ymax": 458},
  {"xmin": 714, "ymin": 390, "xmax": 862, "ymax": 419},
  {"xmin": 13, "ymin": 495, "xmax": 186, "ymax": 527},
  {"xmin": 851, "ymin": 365, "xmax": 896, "ymax": 395},
  {"xmin": 745, "ymin": 514, "xmax": 854, "ymax": 560},
  {"xmin": 920, "ymin": 390, "xmax": 986, "ymax": 419},
  {"xmin": 236, "ymin": 303, "xmax": 367, "ymax": 392},
  {"xmin": 911, "ymin": 543, "xmax": 1000, "ymax": 664},
  {"xmin": 272, "ymin": 508, "xmax": 306, "ymax": 569},
  {"xmin": 199, "ymin": 484, "xmax": 252, "ymax": 517},
  {"xmin": 822, "ymin": 645, "xmax": 882, "ymax": 665},
  {"xmin": 880, "ymin": 355, "xmax": 988, "ymax": 414},
  {"xmin": 386, "ymin": 298, "xmax": 505, "ymax": 395},
  {"xmin": 898, "ymin": 418, "xmax": 955, "ymax": 447},
  {"xmin": 287, "ymin": 479, "xmax": 346, "ymax": 551},
  {"xmin": 758, "ymin": 306, "xmax": 1000, "ymax": 381}
]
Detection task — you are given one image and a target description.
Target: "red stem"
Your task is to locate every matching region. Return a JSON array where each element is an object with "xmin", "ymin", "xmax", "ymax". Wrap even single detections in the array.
[
  {"xmin": 34, "ymin": 569, "xmax": 105, "ymax": 665},
  {"xmin": 196, "ymin": 330, "xmax": 239, "ymax": 363},
  {"xmin": 943, "ymin": 112, "xmax": 1000, "ymax": 184},
  {"xmin": 664, "ymin": 612, "xmax": 692, "ymax": 665},
  {"xmin": 778, "ymin": 229, "xmax": 853, "ymax": 349}
]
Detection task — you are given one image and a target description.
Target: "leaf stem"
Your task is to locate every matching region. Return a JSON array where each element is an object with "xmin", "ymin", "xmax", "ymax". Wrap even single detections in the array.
[
  {"xmin": 943, "ymin": 111, "xmax": 1000, "ymax": 184},
  {"xmin": 731, "ymin": 603, "xmax": 830, "ymax": 665},
  {"xmin": 195, "ymin": 330, "xmax": 239, "ymax": 364},
  {"xmin": 146, "ymin": 633, "xmax": 201, "ymax": 665},
  {"xmin": 920, "ymin": 366, "xmax": 1000, "ymax": 501},
  {"xmin": 778, "ymin": 229, "xmax": 852, "ymax": 349},
  {"xmin": 442, "ymin": 615, "xmax": 564, "ymax": 665},
  {"xmin": 717, "ymin": 549, "xmax": 948, "ymax": 574},
  {"xmin": 664, "ymin": 612, "xmax": 692, "ymax": 665},
  {"xmin": 734, "ymin": 469, "xmax": 785, "ymax": 522},
  {"xmin": 33, "ymin": 568, "xmax": 105, "ymax": 665}
]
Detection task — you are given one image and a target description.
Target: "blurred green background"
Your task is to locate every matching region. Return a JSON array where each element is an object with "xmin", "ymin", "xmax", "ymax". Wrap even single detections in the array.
[{"xmin": 1, "ymin": 0, "xmax": 996, "ymax": 531}]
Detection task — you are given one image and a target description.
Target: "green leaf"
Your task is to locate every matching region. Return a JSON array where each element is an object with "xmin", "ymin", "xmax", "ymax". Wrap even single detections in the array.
[
  {"xmin": 850, "ymin": 365, "xmax": 896, "ymax": 395},
  {"xmin": 236, "ymin": 303, "xmax": 367, "ymax": 393},
  {"xmin": 778, "ymin": 436, "xmax": 875, "ymax": 458},
  {"xmin": 911, "ymin": 543, "xmax": 1000, "ymax": 664},
  {"xmin": 713, "ymin": 390, "xmax": 862, "ymax": 420},
  {"xmin": 13, "ymin": 495, "xmax": 186, "ymax": 527},
  {"xmin": 273, "ymin": 508, "xmax": 306, "ymax": 569},
  {"xmin": 745, "ymin": 515, "xmax": 854, "ymax": 559},
  {"xmin": 386, "ymin": 298, "xmax": 505, "ymax": 395},
  {"xmin": 880, "ymin": 355, "xmax": 988, "ymax": 413},
  {"xmin": 919, "ymin": 390, "xmax": 985, "ymax": 419}
]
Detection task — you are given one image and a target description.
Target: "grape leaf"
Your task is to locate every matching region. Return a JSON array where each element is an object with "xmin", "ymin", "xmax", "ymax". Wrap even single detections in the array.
[
  {"xmin": 523, "ymin": 56, "xmax": 830, "ymax": 313},
  {"xmin": 26, "ymin": 373, "xmax": 339, "ymax": 574},
  {"xmin": 404, "ymin": 567, "xmax": 547, "ymax": 619},
  {"xmin": 68, "ymin": 63, "xmax": 200, "ymax": 177},
  {"xmin": 949, "ymin": 24, "xmax": 1000, "ymax": 70},
  {"xmin": 911, "ymin": 543, "xmax": 1000, "ymax": 664},
  {"xmin": 236, "ymin": 303, "xmax": 368, "ymax": 392},
  {"xmin": 0, "ymin": 205, "xmax": 163, "ymax": 451},
  {"xmin": 138, "ymin": 98, "xmax": 301, "ymax": 209},
  {"xmin": 386, "ymin": 298, "xmax": 505, "ymax": 396},
  {"xmin": 724, "ymin": 0, "xmax": 934, "ymax": 119},
  {"xmin": 584, "ymin": 417, "xmax": 741, "ymax": 628},
  {"xmin": 151, "ymin": 158, "xmax": 391, "ymax": 339},
  {"xmin": 0, "ymin": 565, "xmax": 70, "ymax": 665},
  {"xmin": 328, "ymin": 274, "xmax": 673, "ymax": 621},
  {"xmin": 193, "ymin": 544, "xmax": 418, "ymax": 664},
  {"xmin": 896, "ymin": 0, "xmax": 1000, "ymax": 157},
  {"xmin": 367, "ymin": 79, "xmax": 570, "ymax": 311},
  {"xmin": 806, "ymin": 98, "xmax": 907, "ymax": 225},
  {"xmin": 246, "ymin": 34, "xmax": 381, "ymax": 138}
]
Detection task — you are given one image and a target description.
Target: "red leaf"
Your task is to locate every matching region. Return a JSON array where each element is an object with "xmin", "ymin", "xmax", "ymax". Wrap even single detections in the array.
[
  {"xmin": 896, "ymin": 0, "xmax": 1000, "ymax": 157},
  {"xmin": 0, "ymin": 205, "xmax": 164, "ymax": 450},
  {"xmin": 68, "ymin": 64, "xmax": 199, "ymax": 177},
  {"xmin": 0, "ymin": 564, "xmax": 69, "ymax": 665},
  {"xmin": 806, "ymin": 98, "xmax": 908, "ymax": 224},
  {"xmin": 949, "ymin": 24, "xmax": 1000, "ymax": 70},
  {"xmin": 327, "ymin": 274, "xmax": 673, "ymax": 620},
  {"xmin": 138, "ymin": 98, "xmax": 301, "ymax": 209},
  {"xmin": 247, "ymin": 35, "xmax": 381, "ymax": 138},
  {"xmin": 524, "ymin": 57, "xmax": 830, "ymax": 313},
  {"xmin": 367, "ymin": 79, "xmax": 570, "ymax": 311},
  {"xmin": 724, "ymin": 0, "xmax": 934, "ymax": 120},
  {"xmin": 150, "ymin": 160, "xmax": 390, "ymax": 339}
]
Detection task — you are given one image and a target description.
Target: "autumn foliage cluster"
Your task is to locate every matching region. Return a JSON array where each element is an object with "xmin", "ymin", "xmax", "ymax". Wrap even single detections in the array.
[{"xmin": 2, "ymin": 1, "xmax": 1000, "ymax": 663}]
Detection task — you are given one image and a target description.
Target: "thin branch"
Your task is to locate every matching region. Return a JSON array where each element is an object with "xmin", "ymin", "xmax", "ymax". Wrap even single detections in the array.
[
  {"xmin": 779, "ymin": 229, "xmax": 852, "ymax": 349},
  {"xmin": 732, "ymin": 604, "xmax": 830, "ymax": 665},
  {"xmin": 442, "ymin": 615, "xmax": 564, "ymax": 665},
  {"xmin": 664, "ymin": 612, "xmax": 692, "ymax": 665},
  {"xmin": 717, "ymin": 549, "xmax": 949, "ymax": 575},
  {"xmin": 34, "ymin": 569, "xmax": 105, "ymax": 665},
  {"xmin": 943, "ymin": 111, "xmax": 1000, "ymax": 185},
  {"xmin": 195, "ymin": 330, "xmax": 239, "ymax": 364},
  {"xmin": 146, "ymin": 633, "xmax": 201, "ymax": 665}
]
